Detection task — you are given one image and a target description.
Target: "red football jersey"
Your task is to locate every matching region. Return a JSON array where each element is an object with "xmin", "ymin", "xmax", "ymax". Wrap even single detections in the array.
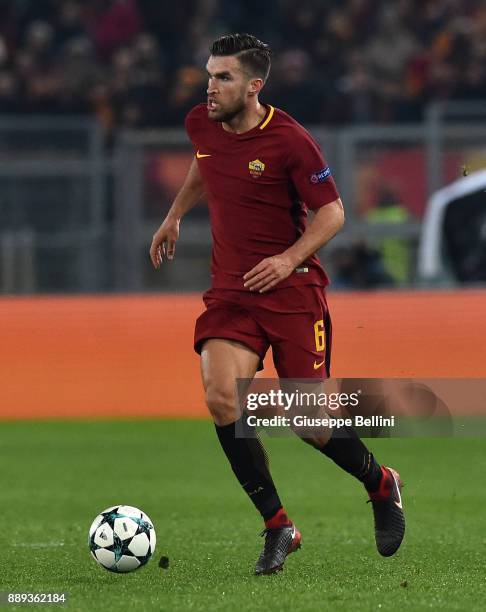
[{"xmin": 185, "ymin": 103, "xmax": 340, "ymax": 291}]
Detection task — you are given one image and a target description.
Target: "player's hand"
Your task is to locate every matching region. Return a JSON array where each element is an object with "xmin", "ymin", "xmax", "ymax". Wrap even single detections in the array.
[
  {"xmin": 243, "ymin": 254, "xmax": 295, "ymax": 293},
  {"xmin": 150, "ymin": 216, "xmax": 180, "ymax": 269}
]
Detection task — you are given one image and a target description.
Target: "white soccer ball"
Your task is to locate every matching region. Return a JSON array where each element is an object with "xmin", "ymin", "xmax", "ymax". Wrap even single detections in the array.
[{"xmin": 88, "ymin": 505, "xmax": 156, "ymax": 573}]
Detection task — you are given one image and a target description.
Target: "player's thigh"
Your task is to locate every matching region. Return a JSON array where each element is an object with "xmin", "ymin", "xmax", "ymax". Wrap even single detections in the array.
[
  {"xmin": 200, "ymin": 339, "xmax": 261, "ymax": 425},
  {"xmin": 269, "ymin": 286, "xmax": 332, "ymax": 379}
]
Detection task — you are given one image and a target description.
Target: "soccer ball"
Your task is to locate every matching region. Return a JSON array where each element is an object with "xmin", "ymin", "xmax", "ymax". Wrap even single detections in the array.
[{"xmin": 88, "ymin": 505, "xmax": 156, "ymax": 573}]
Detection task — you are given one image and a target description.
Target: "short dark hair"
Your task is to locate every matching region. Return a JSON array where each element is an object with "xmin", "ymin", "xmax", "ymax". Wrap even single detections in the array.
[{"xmin": 210, "ymin": 33, "xmax": 271, "ymax": 81}]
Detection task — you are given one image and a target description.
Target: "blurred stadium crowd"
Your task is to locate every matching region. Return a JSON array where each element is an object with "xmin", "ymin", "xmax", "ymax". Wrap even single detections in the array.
[{"xmin": 0, "ymin": 0, "xmax": 485, "ymax": 136}]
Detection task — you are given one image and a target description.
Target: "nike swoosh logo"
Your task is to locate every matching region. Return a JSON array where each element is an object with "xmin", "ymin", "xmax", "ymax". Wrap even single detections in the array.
[
  {"xmin": 313, "ymin": 359, "xmax": 325, "ymax": 370},
  {"xmin": 391, "ymin": 471, "xmax": 403, "ymax": 509},
  {"xmin": 196, "ymin": 150, "xmax": 211, "ymax": 158}
]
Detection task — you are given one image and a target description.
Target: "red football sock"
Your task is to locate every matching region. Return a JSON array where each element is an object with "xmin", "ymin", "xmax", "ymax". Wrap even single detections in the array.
[
  {"xmin": 368, "ymin": 466, "xmax": 393, "ymax": 501},
  {"xmin": 264, "ymin": 507, "xmax": 292, "ymax": 529}
]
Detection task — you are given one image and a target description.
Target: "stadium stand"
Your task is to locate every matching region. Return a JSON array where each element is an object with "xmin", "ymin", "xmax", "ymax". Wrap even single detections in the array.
[{"xmin": 0, "ymin": 0, "xmax": 485, "ymax": 137}]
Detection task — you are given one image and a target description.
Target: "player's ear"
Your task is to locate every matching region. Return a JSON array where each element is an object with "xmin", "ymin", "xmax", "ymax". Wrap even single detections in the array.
[{"xmin": 248, "ymin": 78, "xmax": 264, "ymax": 97}]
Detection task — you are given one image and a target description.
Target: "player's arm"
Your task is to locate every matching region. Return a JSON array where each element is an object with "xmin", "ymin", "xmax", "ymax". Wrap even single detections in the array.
[
  {"xmin": 284, "ymin": 196, "xmax": 344, "ymax": 264},
  {"xmin": 150, "ymin": 158, "xmax": 205, "ymax": 268},
  {"xmin": 243, "ymin": 199, "xmax": 344, "ymax": 292}
]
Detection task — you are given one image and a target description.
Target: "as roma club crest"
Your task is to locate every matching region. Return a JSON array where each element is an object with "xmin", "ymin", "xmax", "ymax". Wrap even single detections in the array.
[{"xmin": 248, "ymin": 159, "xmax": 265, "ymax": 179}]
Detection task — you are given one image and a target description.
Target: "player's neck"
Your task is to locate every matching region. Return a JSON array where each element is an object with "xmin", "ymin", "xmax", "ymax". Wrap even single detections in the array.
[{"xmin": 222, "ymin": 101, "xmax": 267, "ymax": 134}]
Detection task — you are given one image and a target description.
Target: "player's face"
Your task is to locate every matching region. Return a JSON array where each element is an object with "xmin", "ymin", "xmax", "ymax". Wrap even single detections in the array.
[{"xmin": 206, "ymin": 55, "xmax": 252, "ymax": 122}]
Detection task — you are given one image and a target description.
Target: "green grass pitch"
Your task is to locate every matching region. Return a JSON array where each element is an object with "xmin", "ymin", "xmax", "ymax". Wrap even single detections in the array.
[{"xmin": 1, "ymin": 420, "xmax": 485, "ymax": 611}]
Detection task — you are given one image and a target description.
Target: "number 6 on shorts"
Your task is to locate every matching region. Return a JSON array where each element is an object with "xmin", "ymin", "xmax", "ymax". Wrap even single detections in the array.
[{"xmin": 314, "ymin": 319, "xmax": 325, "ymax": 352}]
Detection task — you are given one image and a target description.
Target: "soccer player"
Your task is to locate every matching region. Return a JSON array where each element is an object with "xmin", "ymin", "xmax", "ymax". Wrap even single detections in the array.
[{"xmin": 150, "ymin": 34, "xmax": 405, "ymax": 575}]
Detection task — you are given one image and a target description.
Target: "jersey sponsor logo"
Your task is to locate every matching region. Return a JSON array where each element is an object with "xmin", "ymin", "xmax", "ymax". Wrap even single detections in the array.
[
  {"xmin": 196, "ymin": 150, "xmax": 211, "ymax": 158},
  {"xmin": 310, "ymin": 166, "xmax": 332, "ymax": 184},
  {"xmin": 248, "ymin": 158, "xmax": 265, "ymax": 179},
  {"xmin": 313, "ymin": 359, "xmax": 325, "ymax": 370}
]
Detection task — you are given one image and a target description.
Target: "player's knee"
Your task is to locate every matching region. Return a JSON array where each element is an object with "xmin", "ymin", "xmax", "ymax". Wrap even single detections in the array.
[
  {"xmin": 290, "ymin": 421, "xmax": 333, "ymax": 449},
  {"xmin": 205, "ymin": 384, "xmax": 237, "ymax": 426}
]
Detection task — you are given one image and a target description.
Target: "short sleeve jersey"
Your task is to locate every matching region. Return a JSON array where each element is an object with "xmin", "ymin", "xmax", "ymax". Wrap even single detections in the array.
[{"xmin": 185, "ymin": 103, "xmax": 340, "ymax": 290}]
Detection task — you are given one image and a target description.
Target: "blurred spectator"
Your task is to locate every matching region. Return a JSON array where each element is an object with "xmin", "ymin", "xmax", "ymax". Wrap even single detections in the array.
[
  {"xmin": 0, "ymin": 69, "xmax": 18, "ymax": 112},
  {"xmin": 86, "ymin": 0, "xmax": 142, "ymax": 60},
  {"xmin": 330, "ymin": 241, "xmax": 395, "ymax": 289},
  {"xmin": 267, "ymin": 49, "xmax": 325, "ymax": 124},
  {"xmin": 0, "ymin": 0, "xmax": 484, "ymax": 135},
  {"xmin": 164, "ymin": 66, "xmax": 206, "ymax": 125},
  {"xmin": 366, "ymin": 187, "xmax": 411, "ymax": 284},
  {"xmin": 365, "ymin": 4, "xmax": 418, "ymax": 121},
  {"xmin": 335, "ymin": 50, "xmax": 375, "ymax": 123},
  {"xmin": 53, "ymin": 1, "xmax": 88, "ymax": 50},
  {"xmin": 57, "ymin": 37, "xmax": 103, "ymax": 114}
]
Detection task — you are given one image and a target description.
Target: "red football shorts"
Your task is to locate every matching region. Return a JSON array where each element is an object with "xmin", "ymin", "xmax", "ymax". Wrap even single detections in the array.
[{"xmin": 194, "ymin": 285, "xmax": 332, "ymax": 379}]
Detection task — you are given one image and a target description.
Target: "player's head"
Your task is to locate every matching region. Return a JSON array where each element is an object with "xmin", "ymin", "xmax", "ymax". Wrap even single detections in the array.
[{"xmin": 206, "ymin": 33, "xmax": 271, "ymax": 122}]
